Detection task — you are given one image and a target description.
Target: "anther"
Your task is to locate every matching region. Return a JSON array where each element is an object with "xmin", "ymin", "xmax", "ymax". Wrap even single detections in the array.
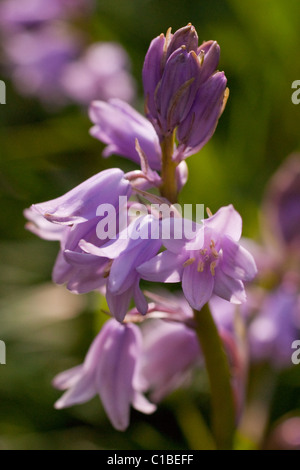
[
  {"xmin": 210, "ymin": 239, "xmax": 219, "ymax": 258},
  {"xmin": 210, "ymin": 260, "xmax": 217, "ymax": 276},
  {"xmin": 183, "ymin": 257, "xmax": 195, "ymax": 267},
  {"xmin": 197, "ymin": 260, "xmax": 205, "ymax": 272}
]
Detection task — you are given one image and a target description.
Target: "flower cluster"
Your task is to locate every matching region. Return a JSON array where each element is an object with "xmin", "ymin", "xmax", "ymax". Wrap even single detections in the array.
[
  {"xmin": 89, "ymin": 24, "xmax": 228, "ymax": 188},
  {"xmin": 25, "ymin": 24, "xmax": 257, "ymax": 436},
  {"xmin": 0, "ymin": 0, "xmax": 135, "ymax": 106},
  {"xmin": 53, "ymin": 291, "xmax": 247, "ymax": 430},
  {"xmin": 142, "ymin": 24, "xmax": 228, "ymax": 153},
  {"xmin": 207, "ymin": 154, "xmax": 300, "ymax": 369},
  {"xmin": 244, "ymin": 155, "xmax": 300, "ymax": 367}
]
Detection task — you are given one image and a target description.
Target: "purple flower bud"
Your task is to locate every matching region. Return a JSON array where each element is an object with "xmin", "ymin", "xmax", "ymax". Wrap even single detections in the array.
[
  {"xmin": 142, "ymin": 33, "xmax": 166, "ymax": 123},
  {"xmin": 138, "ymin": 205, "xmax": 257, "ymax": 311},
  {"xmin": 165, "ymin": 24, "xmax": 198, "ymax": 61},
  {"xmin": 155, "ymin": 47, "xmax": 201, "ymax": 134},
  {"xmin": 177, "ymin": 72, "xmax": 228, "ymax": 157},
  {"xmin": 142, "ymin": 24, "xmax": 227, "ymax": 143},
  {"xmin": 143, "ymin": 24, "xmax": 198, "ymax": 125},
  {"xmin": 53, "ymin": 319, "xmax": 156, "ymax": 431},
  {"xmin": 89, "ymin": 99, "xmax": 162, "ymax": 171},
  {"xmin": 197, "ymin": 41, "xmax": 220, "ymax": 84}
]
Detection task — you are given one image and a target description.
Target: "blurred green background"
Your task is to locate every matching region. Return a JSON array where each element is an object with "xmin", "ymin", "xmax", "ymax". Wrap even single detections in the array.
[{"xmin": 0, "ymin": 0, "xmax": 300, "ymax": 450}]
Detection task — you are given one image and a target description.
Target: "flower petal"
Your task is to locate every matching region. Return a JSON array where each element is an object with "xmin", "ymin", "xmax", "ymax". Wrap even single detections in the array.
[
  {"xmin": 178, "ymin": 71, "xmax": 227, "ymax": 155},
  {"xmin": 96, "ymin": 323, "xmax": 141, "ymax": 431},
  {"xmin": 166, "ymin": 24, "xmax": 198, "ymax": 58},
  {"xmin": 108, "ymin": 237, "xmax": 161, "ymax": 295},
  {"xmin": 198, "ymin": 41, "xmax": 220, "ymax": 83},
  {"xmin": 81, "ymin": 215, "xmax": 160, "ymax": 261},
  {"xmin": 24, "ymin": 208, "xmax": 65, "ymax": 241},
  {"xmin": 142, "ymin": 34, "xmax": 165, "ymax": 120},
  {"xmin": 204, "ymin": 205, "xmax": 242, "ymax": 242},
  {"xmin": 182, "ymin": 263, "xmax": 214, "ymax": 310},
  {"xmin": 53, "ymin": 249, "xmax": 107, "ymax": 294},
  {"xmin": 221, "ymin": 235, "xmax": 257, "ymax": 281},
  {"xmin": 108, "ymin": 252, "xmax": 139, "ymax": 294},
  {"xmin": 162, "ymin": 218, "xmax": 202, "ymax": 251},
  {"xmin": 137, "ymin": 250, "xmax": 184, "ymax": 283},
  {"xmin": 89, "ymin": 99, "xmax": 161, "ymax": 170},
  {"xmin": 80, "ymin": 237, "xmax": 129, "ymax": 260},
  {"xmin": 52, "ymin": 365, "xmax": 84, "ymax": 390},
  {"xmin": 54, "ymin": 373, "xmax": 96, "ymax": 409},
  {"xmin": 176, "ymin": 160, "xmax": 188, "ymax": 191},
  {"xmin": 63, "ymin": 249, "xmax": 104, "ymax": 266},
  {"xmin": 132, "ymin": 391, "xmax": 157, "ymax": 414},
  {"xmin": 66, "ymin": 266, "xmax": 107, "ymax": 294},
  {"xmin": 157, "ymin": 47, "xmax": 201, "ymax": 132},
  {"xmin": 141, "ymin": 319, "xmax": 200, "ymax": 402},
  {"xmin": 52, "ymin": 249, "xmax": 73, "ymax": 285},
  {"xmin": 133, "ymin": 283, "xmax": 148, "ymax": 316},
  {"xmin": 32, "ymin": 168, "xmax": 131, "ymax": 225},
  {"xmin": 213, "ymin": 267, "xmax": 246, "ymax": 304},
  {"xmin": 106, "ymin": 286, "xmax": 133, "ymax": 322}
]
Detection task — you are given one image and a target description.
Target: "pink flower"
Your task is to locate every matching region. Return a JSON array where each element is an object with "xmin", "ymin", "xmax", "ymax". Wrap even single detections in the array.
[
  {"xmin": 138, "ymin": 205, "xmax": 257, "ymax": 311},
  {"xmin": 53, "ymin": 319, "xmax": 156, "ymax": 431}
]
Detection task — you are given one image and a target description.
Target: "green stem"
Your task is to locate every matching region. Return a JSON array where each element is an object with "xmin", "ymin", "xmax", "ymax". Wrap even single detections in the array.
[
  {"xmin": 159, "ymin": 132, "xmax": 178, "ymax": 204},
  {"xmin": 176, "ymin": 400, "xmax": 217, "ymax": 450},
  {"xmin": 194, "ymin": 304, "xmax": 235, "ymax": 450}
]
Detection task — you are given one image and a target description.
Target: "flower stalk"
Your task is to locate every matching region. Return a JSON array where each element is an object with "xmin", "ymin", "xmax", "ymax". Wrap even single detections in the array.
[
  {"xmin": 159, "ymin": 131, "xmax": 178, "ymax": 203},
  {"xmin": 194, "ymin": 303, "xmax": 235, "ymax": 450}
]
